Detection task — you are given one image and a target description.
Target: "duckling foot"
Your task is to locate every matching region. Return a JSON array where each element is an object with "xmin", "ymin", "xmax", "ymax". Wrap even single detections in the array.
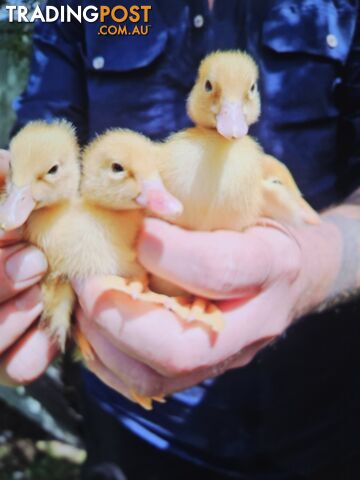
[
  {"xmin": 105, "ymin": 277, "xmax": 224, "ymax": 333},
  {"xmin": 128, "ymin": 279, "xmax": 147, "ymax": 300},
  {"xmin": 130, "ymin": 390, "xmax": 153, "ymax": 410},
  {"xmin": 73, "ymin": 325, "xmax": 95, "ymax": 363},
  {"xmin": 170, "ymin": 297, "xmax": 225, "ymax": 332},
  {"xmin": 152, "ymin": 395, "xmax": 166, "ymax": 403},
  {"xmin": 132, "ymin": 290, "xmax": 224, "ymax": 332},
  {"xmin": 135, "ymin": 290, "xmax": 225, "ymax": 333},
  {"xmin": 130, "ymin": 390, "xmax": 166, "ymax": 410},
  {"xmin": 109, "ymin": 278, "xmax": 147, "ymax": 300}
]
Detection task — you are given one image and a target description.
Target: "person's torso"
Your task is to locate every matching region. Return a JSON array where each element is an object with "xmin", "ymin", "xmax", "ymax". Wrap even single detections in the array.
[
  {"xmin": 81, "ymin": 1, "xmax": 360, "ymax": 477},
  {"xmin": 82, "ymin": 0, "xmax": 358, "ymax": 209}
]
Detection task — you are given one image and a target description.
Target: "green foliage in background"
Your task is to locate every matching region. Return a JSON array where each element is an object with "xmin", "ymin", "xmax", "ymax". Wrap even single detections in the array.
[{"xmin": 0, "ymin": 1, "xmax": 35, "ymax": 147}]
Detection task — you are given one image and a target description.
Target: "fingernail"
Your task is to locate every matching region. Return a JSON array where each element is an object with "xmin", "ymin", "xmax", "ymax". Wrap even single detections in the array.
[
  {"xmin": 96, "ymin": 305, "xmax": 123, "ymax": 333},
  {"xmin": 5, "ymin": 247, "xmax": 48, "ymax": 284},
  {"xmin": 5, "ymin": 329, "xmax": 57, "ymax": 384},
  {"xmin": 15, "ymin": 286, "xmax": 43, "ymax": 310}
]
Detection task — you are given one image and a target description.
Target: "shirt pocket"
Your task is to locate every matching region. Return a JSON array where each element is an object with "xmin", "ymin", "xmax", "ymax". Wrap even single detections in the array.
[
  {"xmin": 83, "ymin": 0, "xmax": 168, "ymax": 73},
  {"xmin": 82, "ymin": 2, "xmax": 173, "ymax": 137},
  {"xmin": 82, "ymin": 2, "xmax": 197, "ymax": 138},
  {"xmin": 261, "ymin": 0, "xmax": 357, "ymax": 123}
]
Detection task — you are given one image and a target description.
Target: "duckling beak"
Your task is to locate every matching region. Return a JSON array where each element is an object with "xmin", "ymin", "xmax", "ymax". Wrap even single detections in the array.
[
  {"xmin": 136, "ymin": 178, "xmax": 183, "ymax": 218},
  {"xmin": 0, "ymin": 184, "xmax": 36, "ymax": 231},
  {"xmin": 216, "ymin": 100, "xmax": 248, "ymax": 139}
]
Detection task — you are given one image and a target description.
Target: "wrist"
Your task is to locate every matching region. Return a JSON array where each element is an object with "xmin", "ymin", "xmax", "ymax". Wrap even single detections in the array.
[{"xmin": 291, "ymin": 217, "xmax": 342, "ymax": 319}]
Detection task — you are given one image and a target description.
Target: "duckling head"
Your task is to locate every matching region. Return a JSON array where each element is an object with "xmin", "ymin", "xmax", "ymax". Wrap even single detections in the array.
[
  {"xmin": 187, "ymin": 50, "xmax": 260, "ymax": 139},
  {"xmin": 0, "ymin": 120, "xmax": 80, "ymax": 231},
  {"xmin": 81, "ymin": 129, "xmax": 183, "ymax": 217}
]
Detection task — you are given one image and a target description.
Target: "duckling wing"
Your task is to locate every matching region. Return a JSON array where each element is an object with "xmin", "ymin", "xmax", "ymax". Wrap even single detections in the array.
[{"xmin": 261, "ymin": 155, "xmax": 320, "ymax": 226}]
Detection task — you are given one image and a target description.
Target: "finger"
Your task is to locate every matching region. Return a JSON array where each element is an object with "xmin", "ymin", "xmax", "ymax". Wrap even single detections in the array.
[
  {"xmin": 138, "ymin": 218, "xmax": 298, "ymax": 299},
  {"xmin": 162, "ymin": 336, "xmax": 277, "ymax": 393},
  {"xmin": 77, "ymin": 309, "xmax": 165, "ymax": 397},
  {"xmin": 0, "ymin": 286, "xmax": 43, "ymax": 354},
  {"xmin": 0, "ymin": 327, "xmax": 58, "ymax": 385},
  {"xmin": 74, "ymin": 277, "xmax": 190, "ymax": 376},
  {"xmin": 75, "ymin": 276, "xmax": 291, "ymax": 377},
  {"xmin": 0, "ymin": 151, "xmax": 21, "ymax": 245},
  {"xmin": 78, "ymin": 306, "xmax": 263, "ymax": 397},
  {"xmin": 85, "ymin": 355, "xmax": 134, "ymax": 403},
  {"xmin": 79, "ymin": 307, "xmax": 221, "ymax": 398},
  {"xmin": 0, "ymin": 244, "xmax": 48, "ymax": 303},
  {"xmin": 227, "ymin": 336, "xmax": 277, "ymax": 369},
  {"xmin": 0, "ymin": 227, "xmax": 24, "ymax": 247},
  {"xmin": 75, "ymin": 277, "xmax": 235, "ymax": 377},
  {"xmin": 86, "ymin": 342, "xmax": 260, "ymax": 399},
  {"xmin": 0, "ymin": 150, "xmax": 10, "ymax": 182}
]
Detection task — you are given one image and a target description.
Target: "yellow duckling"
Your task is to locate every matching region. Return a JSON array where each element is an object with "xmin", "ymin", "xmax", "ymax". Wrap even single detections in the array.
[
  {"xmin": 159, "ymin": 50, "xmax": 319, "ymax": 231},
  {"xmin": 0, "ymin": 121, "xmax": 81, "ymax": 350},
  {"xmin": 0, "ymin": 123, "xmax": 221, "ymax": 409},
  {"xmin": 151, "ymin": 51, "xmax": 319, "ymax": 298},
  {"xmin": 81, "ymin": 129, "xmax": 224, "ymax": 334}
]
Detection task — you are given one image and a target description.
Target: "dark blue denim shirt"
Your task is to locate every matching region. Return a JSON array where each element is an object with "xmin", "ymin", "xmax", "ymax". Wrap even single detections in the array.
[{"xmin": 14, "ymin": 1, "xmax": 360, "ymax": 478}]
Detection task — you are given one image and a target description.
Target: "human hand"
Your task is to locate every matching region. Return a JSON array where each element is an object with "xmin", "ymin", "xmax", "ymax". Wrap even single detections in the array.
[
  {"xmin": 74, "ymin": 216, "xmax": 340, "ymax": 402},
  {"xmin": 0, "ymin": 150, "xmax": 56, "ymax": 386}
]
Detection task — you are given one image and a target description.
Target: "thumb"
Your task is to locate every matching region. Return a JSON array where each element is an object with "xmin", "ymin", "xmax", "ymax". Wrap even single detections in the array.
[{"xmin": 137, "ymin": 219, "xmax": 274, "ymax": 300}]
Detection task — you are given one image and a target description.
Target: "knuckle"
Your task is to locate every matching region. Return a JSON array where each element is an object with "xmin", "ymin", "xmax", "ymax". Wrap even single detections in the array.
[
  {"xmin": 280, "ymin": 244, "xmax": 301, "ymax": 280},
  {"xmin": 163, "ymin": 342, "xmax": 206, "ymax": 377},
  {"xmin": 264, "ymin": 232, "xmax": 301, "ymax": 283},
  {"xmin": 195, "ymin": 245, "xmax": 239, "ymax": 294}
]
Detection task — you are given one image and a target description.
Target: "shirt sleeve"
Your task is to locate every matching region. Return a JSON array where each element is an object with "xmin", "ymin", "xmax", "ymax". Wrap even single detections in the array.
[
  {"xmin": 338, "ymin": 4, "xmax": 360, "ymax": 196},
  {"xmin": 13, "ymin": 1, "xmax": 88, "ymax": 145}
]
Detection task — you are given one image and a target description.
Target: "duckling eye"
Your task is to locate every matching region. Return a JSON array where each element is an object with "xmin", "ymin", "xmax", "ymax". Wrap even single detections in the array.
[
  {"xmin": 111, "ymin": 163, "xmax": 124, "ymax": 173},
  {"xmin": 47, "ymin": 165, "xmax": 59, "ymax": 175},
  {"xmin": 250, "ymin": 83, "xmax": 257, "ymax": 94},
  {"xmin": 205, "ymin": 80, "xmax": 213, "ymax": 92}
]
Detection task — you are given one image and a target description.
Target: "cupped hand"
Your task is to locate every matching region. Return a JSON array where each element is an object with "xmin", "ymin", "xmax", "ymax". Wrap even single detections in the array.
[
  {"xmin": 75, "ymin": 216, "xmax": 340, "ymax": 402},
  {"xmin": 0, "ymin": 150, "xmax": 56, "ymax": 385}
]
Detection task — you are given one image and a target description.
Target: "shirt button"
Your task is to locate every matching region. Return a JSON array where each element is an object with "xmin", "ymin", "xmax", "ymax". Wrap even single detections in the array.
[
  {"xmin": 193, "ymin": 14, "xmax": 204, "ymax": 28},
  {"xmin": 93, "ymin": 56, "xmax": 105, "ymax": 70},
  {"xmin": 326, "ymin": 34, "xmax": 338, "ymax": 48},
  {"xmin": 332, "ymin": 77, "xmax": 342, "ymax": 94}
]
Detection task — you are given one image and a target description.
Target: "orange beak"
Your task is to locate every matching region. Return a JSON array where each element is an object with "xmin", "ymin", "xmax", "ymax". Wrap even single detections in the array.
[
  {"xmin": 136, "ymin": 177, "xmax": 183, "ymax": 217},
  {"xmin": 0, "ymin": 184, "xmax": 36, "ymax": 231}
]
